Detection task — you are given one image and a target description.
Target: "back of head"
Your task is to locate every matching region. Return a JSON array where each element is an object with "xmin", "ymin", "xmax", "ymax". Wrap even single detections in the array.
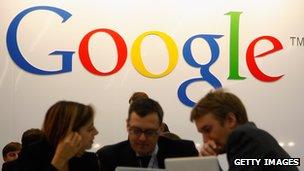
[
  {"xmin": 42, "ymin": 100, "xmax": 94, "ymax": 149},
  {"xmin": 2, "ymin": 142, "xmax": 21, "ymax": 161},
  {"xmin": 129, "ymin": 92, "xmax": 149, "ymax": 104},
  {"xmin": 128, "ymin": 98, "xmax": 163, "ymax": 124},
  {"xmin": 21, "ymin": 128, "xmax": 45, "ymax": 148},
  {"xmin": 190, "ymin": 89, "xmax": 248, "ymax": 125}
]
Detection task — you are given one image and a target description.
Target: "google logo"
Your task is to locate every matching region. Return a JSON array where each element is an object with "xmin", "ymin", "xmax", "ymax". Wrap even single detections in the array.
[{"xmin": 6, "ymin": 6, "xmax": 284, "ymax": 107}]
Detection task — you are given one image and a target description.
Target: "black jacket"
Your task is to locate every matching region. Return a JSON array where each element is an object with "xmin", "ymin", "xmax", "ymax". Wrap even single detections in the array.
[
  {"xmin": 2, "ymin": 139, "xmax": 100, "ymax": 171},
  {"xmin": 226, "ymin": 122, "xmax": 299, "ymax": 171},
  {"xmin": 97, "ymin": 136, "xmax": 198, "ymax": 171}
]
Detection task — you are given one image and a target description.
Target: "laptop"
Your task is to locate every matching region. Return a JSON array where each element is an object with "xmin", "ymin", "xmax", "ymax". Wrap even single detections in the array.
[
  {"xmin": 115, "ymin": 167, "xmax": 165, "ymax": 171},
  {"xmin": 165, "ymin": 156, "xmax": 221, "ymax": 171}
]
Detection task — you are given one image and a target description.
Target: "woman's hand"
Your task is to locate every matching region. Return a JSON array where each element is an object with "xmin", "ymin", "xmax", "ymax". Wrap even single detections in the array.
[{"xmin": 51, "ymin": 132, "xmax": 82, "ymax": 170}]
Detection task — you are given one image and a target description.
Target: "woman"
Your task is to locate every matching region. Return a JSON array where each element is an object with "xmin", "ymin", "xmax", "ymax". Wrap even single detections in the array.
[{"xmin": 18, "ymin": 101, "xmax": 100, "ymax": 171}]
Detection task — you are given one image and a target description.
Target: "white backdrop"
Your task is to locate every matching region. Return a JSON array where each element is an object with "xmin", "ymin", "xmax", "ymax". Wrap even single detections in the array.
[{"xmin": 1, "ymin": 0, "xmax": 303, "ymax": 170}]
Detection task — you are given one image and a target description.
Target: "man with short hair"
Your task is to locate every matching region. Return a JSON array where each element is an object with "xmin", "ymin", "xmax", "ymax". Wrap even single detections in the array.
[
  {"xmin": 191, "ymin": 89, "xmax": 299, "ymax": 171},
  {"xmin": 97, "ymin": 98, "xmax": 198, "ymax": 171},
  {"xmin": 21, "ymin": 128, "xmax": 45, "ymax": 147},
  {"xmin": 128, "ymin": 92, "xmax": 180, "ymax": 139},
  {"xmin": 2, "ymin": 142, "xmax": 21, "ymax": 162},
  {"xmin": 2, "ymin": 128, "xmax": 46, "ymax": 171},
  {"xmin": 128, "ymin": 92, "xmax": 149, "ymax": 104},
  {"xmin": 2, "ymin": 142, "xmax": 21, "ymax": 171}
]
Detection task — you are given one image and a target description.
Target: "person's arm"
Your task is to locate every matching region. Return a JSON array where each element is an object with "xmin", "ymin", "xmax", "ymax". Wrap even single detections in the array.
[
  {"xmin": 97, "ymin": 147, "xmax": 116, "ymax": 171},
  {"xmin": 51, "ymin": 132, "xmax": 83, "ymax": 170},
  {"xmin": 186, "ymin": 141, "xmax": 199, "ymax": 156},
  {"xmin": 175, "ymin": 140, "xmax": 199, "ymax": 157},
  {"xmin": 227, "ymin": 131, "xmax": 266, "ymax": 171}
]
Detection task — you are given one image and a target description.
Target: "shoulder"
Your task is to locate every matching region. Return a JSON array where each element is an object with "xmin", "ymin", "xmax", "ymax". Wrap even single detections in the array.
[
  {"xmin": 228, "ymin": 122, "xmax": 277, "ymax": 146},
  {"xmin": 18, "ymin": 138, "xmax": 53, "ymax": 163},
  {"xmin": 226, "ymin": 122, "xmax": 290, "ymax": 158},
  {"xmin": 79, "ymin": 151, "xmax": 98, "ymax": 160},
  {"xmin": 20, "ymin": 138, "xmax": 52, "ymax": 158},
  {"xmin": 97, "ymin": 140, "xmax": 129, "ymax": 157},
  {"xmin": 2, "ymin": 161, "xmax": 18, "ymax": 171},
  {"xmin": 159, "ymin": 136, "xmax": 196, "ymax": 147},
  {"xmin": 158, "ymin": 136, "xmax": 198, "ymax": 156},
  {"xmin": 11, "ymin": 140, "xmax": 54, "ymax": 171},
  {"xmin": 96, "ymin": 140, "xmax": 137, "ymax": 171},
  {"xmin": 69, "ymin": 152, "xmax": 100, "ymax": 171}
]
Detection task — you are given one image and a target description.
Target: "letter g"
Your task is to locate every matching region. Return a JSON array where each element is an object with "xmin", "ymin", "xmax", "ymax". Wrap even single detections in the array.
[
  {"xmin": 178, "ymin": 34, "xmax": 223, "ymax": 107},
  {"xmin": 6, "ymin": 6, "xmax": 74, "ymax": 75},
  {"xmin": 234, "ymin": 159, "xmax": 241, "ymax": 165}
]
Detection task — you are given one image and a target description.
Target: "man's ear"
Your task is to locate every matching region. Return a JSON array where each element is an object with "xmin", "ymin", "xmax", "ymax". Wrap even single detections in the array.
[
  {"xmin": 158, "ymin": 123, "xmax": 163, "ymax": 133},
  {"xmin": 226, "ymin": 112, "xmax": 237, "ymax": 129},
  {"xmin": 160, "ymin": 123, "xmax": 164, "ymax": 132}
]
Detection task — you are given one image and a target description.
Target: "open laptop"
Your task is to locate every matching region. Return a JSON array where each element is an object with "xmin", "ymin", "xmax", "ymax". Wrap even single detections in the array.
[
  {"xmin": 165, "ymin": 156, "xmax": 221, "ymax": 171},
  {"xmin": 115, "ymin": 167, "xmax": 165, "ymax": 171}
]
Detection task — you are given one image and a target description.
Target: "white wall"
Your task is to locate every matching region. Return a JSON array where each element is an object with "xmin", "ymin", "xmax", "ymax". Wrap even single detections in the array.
[{"xmin": 1, "ymin": 0, "xmax": 303, "ymax": 170}]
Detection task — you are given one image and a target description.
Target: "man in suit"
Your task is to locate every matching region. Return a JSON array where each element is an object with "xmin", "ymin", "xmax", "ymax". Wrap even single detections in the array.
[
  {"xmin": 2, "ymin": 129, "xmax": 45, "ymax": 171},
  {"xmin": 2, "ymin": 142, "xmax": 21, "ymax": 171},
  {"xmin": 97, "ymin": 98, "xmax": 198, "ymax": 171},
  {"xmin": 191, "ymin": 89, "xmax": 299, "ymax": 171},
  {"xmin": 2, "ymin": 142, "xmax": 21, "ymax": 163}
]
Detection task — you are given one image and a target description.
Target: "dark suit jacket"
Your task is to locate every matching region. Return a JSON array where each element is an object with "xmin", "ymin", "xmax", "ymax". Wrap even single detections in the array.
[
  {"xmin": 97, "ymin": 136, "xmax": 198, "ymax": 171},
  {"xmin": 3, "ymin": 139, "xmax": 100, "ymax": 171},
  {"xmin": 2, "ymin": 160, "xmax": 18, "ymax": 171},
  {"xmin": 226, "ymin": 122, "xmax": 299, "ymax": 171}
]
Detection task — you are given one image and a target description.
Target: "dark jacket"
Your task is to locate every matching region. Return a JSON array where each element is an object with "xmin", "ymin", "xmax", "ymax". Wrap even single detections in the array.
[
  {"xmin": 226, "ymin": 122, "xmax": 299, "ymax": 171},
  {"xmin": 2, "ymin": 139, "xmax": 100, "ymax": 171},
  {"xmin": 2, "ymin": 160, "xmax": 18, "ymax": 171},
  {"xmin": 97, "ymin": 136, "xmax": 198, "ymax": 171}
]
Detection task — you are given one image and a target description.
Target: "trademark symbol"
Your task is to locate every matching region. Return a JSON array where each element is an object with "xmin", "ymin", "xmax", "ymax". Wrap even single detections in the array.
[{"xmin": 290, "ymin": 36, "xmax": 304, "ymax": 46}]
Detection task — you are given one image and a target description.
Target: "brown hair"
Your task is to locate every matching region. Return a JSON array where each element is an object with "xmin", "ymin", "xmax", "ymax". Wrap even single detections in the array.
[
  {"xmin": 21, "ymin": 128, "xmax": 45, "ymax": 148},
  {"xmin": 128, "ymin": 98, "xmax": 163, "ymax": 124},
  {"xmin": 2, "ymin": 142, "xmax": 21, "ymax": 159},
  {"xmin": 129, "ymin": 92, "xmax": 149, "ymax": 104},
  {"xmin": 42, "ymin": 101, "xmax": 94, "ymax": 149},
  {"xmin": 190, "ymin": 89, "xmax": 248, "ymax": 125}
]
